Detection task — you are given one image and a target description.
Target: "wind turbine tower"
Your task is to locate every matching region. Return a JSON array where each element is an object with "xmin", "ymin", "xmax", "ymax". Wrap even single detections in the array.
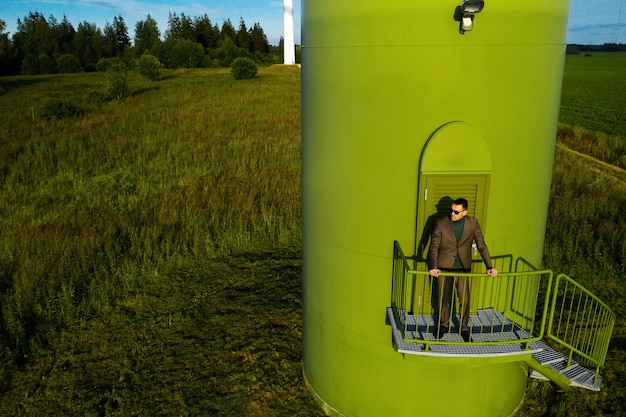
[
  {"xmin": 283, "ymin": 0, "xmax": 295, "ymax": 64},
  {"xmin": 300, "ymin": 1, "xmax": 615, "ymax": 416}
]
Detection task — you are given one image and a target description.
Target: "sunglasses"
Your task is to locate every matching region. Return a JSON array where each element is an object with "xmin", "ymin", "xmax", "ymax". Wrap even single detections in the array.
[{"xmin": 450, "ymin": 209, "xmax": 465, "ymax": 215}]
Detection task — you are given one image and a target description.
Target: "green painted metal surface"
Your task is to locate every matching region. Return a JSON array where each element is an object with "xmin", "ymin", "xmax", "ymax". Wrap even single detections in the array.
[{"xmin": 301, "ymin": 1, "xmax": 571, "ymax": 415}]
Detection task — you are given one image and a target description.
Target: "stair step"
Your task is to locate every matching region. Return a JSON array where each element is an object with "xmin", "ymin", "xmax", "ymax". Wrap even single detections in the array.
[
  {"xmin": 563, "ymin": 365, "xmax": 602, "ymax": 391},
  {"xmin": 531, "ymin": 344, "xmax": 567, "ymax": 365},
  {"xmin": 528, "ymin": 340, "xmax": 602, "ymax": 391}
]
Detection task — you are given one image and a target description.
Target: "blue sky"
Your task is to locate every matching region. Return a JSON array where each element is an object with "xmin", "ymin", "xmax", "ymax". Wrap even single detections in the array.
[
  {"xmin": 1, "ymin": 0, "xmax": 625, "ymax": 46},
  {"xmin": 0, "ymin": 0, "xmax": 302, "ymax": 46}
]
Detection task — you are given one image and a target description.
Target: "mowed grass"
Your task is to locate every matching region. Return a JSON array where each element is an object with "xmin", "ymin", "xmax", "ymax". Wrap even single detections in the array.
[
  {"xmin": 558, "ymin": 52, "xmax": 626, "ymax": 170},
  {"xmin": 560, "ymin": 52, "xmax": 626, "ymax": 138}
]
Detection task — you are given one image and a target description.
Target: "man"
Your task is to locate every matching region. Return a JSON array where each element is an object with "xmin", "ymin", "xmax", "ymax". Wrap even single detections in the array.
[{"xmin": 428, "ymin": 198, "xmax": 498, "ymax": 342}]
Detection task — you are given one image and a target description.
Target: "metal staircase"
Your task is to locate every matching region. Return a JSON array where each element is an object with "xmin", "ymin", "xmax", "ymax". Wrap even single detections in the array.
[
  {"xmin": 525, "ymin": 273, "xmax": 614, "ymax": 391},
  {"xmin": 389, "ymin": 241, "xmax": 616, "ymax": 392},
  {"xmin": 527, "ymin": 341, "xmax": 602, "ymax": 391}
]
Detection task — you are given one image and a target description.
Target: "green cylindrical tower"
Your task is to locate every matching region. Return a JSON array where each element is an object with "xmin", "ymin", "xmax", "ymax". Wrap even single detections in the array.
[{"xmin": 301, "ymin": 1, "xmax": 571, "ymax": 416}]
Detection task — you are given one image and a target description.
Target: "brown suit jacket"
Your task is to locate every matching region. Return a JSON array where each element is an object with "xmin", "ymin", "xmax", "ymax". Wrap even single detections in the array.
[{"xmin": 428, "ymin": 215, "xmax": 493, "ymax": 271}]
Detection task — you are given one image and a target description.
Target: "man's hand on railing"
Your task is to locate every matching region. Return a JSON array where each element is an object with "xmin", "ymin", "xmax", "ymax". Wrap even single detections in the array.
[
  {"xmin": 429, "ymin": 268, "xmax": 498, "ymax": 277},
  {"xmin": 429, "ymin": 268, "xmax": 441, "ymax": 277}
]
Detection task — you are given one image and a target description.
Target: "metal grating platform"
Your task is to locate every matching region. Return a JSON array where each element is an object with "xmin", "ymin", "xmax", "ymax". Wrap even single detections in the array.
[
  {"xmin": 387, "ymin": 307, "xmax": 603, "ymax": 390},
  {"xmin": 387, "ymin": 307, "xmax": 540, "ymax": 357},
  {"xmin": 404, "ymin": 307, "xmax": 531, "ymax": 341}
]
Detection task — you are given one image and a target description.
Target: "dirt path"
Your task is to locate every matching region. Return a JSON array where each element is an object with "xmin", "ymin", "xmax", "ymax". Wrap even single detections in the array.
[{"xmin": 556, "ymin": 142, "xmax": 626, "ymax": 189}]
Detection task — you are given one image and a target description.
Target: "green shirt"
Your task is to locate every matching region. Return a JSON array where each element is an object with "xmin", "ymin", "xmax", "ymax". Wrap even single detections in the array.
[{"xmin": 452, "ymin": 217, "xmax": 465, "ymax": 268}]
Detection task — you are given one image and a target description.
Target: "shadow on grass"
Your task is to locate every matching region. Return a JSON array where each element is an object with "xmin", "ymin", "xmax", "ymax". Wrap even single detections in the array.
[
  {"xmin": 130, "ymin": 85, "xmax": 162, "ymax": 96},
  {"xmin": 0, "ymin": 76, "xmax": 53, "ymax": 92},
  {"xmin": 0, "ymin": 250, "xmax": 324, "ymax": 417}
]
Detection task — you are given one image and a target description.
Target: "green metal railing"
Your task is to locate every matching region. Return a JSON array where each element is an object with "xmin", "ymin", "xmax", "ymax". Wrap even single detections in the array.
[
  {"xmin": 390, "ymin": 241, "xmax": 616, "ymax": 387},
  {"xmin": 391, "ymin": 241, "xmax": 412, "ymax": 334},
  {"xmin": 391, "ymin": 241, "xmax": 553, "ymax": 349},
  {"xmin": 547, "ymin": 274, "xmax": 616, "ymax": 378}
]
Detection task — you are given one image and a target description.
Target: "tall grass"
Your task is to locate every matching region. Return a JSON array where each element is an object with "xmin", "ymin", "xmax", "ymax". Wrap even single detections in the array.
[
  {"xmin": 557, "ymin": 124, "xmax": 626, "ymax": 170},
  {"xmin": 517, "ymin": 129, "xmax": 626, "ymax": 417},
  {"xmin": 1, "ymin": 58, "xmax": 625, "ymax": 416},
  {"xmin": 545, "ymin": 138, "xmax": 626, "ymax": 284},
  {"xmin": 0, "ymin": 67, "xmax": 302, "ymax": 358}
]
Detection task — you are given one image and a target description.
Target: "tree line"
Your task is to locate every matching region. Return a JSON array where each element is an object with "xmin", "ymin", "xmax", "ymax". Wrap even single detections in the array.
[
  {"xmin": 0, "ymin": 12, "xmax": 291, "ymax": 76},
  {"xmin": 566, "ymin": 43, "xmax": 626, "ymax": 54}
]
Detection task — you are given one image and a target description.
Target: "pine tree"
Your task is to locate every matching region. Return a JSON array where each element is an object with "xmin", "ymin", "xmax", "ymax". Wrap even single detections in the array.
[
  {"xmin": 113, "ymin": 15, "xmax": 131, "ymax": 53},
  {"xmin": 250, "ymin": 23, "xmax": 269, "ymax": 54},
  {"xmin": 134, "ymin": 15, "xmax": 161, "ymax": 54},
  {"xmin": 236, "ymin": 18, "xmax": 251, "ymax": 50},
  {"xmin": 220, "ymin": 19, "xmax": 236, "ymax": 44},
  {"xmin": 194, "ymin": 15, "xmax": 218, "ymax": 49}
]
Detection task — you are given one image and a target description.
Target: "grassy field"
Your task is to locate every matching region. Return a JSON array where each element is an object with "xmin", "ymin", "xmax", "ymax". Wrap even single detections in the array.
[
  {"xmin": 560, "ymin": 52, "xmax": 626, "ymax": 138},
  {"xmin": 0, "ymin": 54, "xmax": 625, "ymax": 416},
  {"xmin": 517, "ymin": 143, "xmax": 626, "ymax": 417},
  {"xmin": 0, "ymin": 66, "xmax": 323, "ymax": 416},
  {"xmin": 558, "ymin": 52, "xmax": 626, "ymax": 171}
]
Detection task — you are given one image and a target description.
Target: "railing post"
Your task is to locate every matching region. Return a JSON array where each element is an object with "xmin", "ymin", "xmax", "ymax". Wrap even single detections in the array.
[
  {"xmin": 391, "ymin": 265, "xmax": 552, "ymax": 347},
  {"xmin": 547, "ymin": 273, "xmax": 615, "ymax": 373}
]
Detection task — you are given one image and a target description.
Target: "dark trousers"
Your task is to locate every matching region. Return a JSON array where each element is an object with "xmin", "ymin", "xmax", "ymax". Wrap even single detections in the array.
[{"xmin": 437, "ymin": 269, "xmax": 470, "ymax": 331}]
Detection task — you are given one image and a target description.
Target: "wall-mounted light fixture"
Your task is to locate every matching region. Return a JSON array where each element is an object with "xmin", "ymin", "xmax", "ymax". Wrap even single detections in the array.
[{"xmin": 458, "ymin": 0, "xmax": 485, "ymax": 34}]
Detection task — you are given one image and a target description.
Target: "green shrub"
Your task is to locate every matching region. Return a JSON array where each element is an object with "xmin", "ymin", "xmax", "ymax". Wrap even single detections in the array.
[
  {"xmin": 137, "ymin": 54, "xmax": 162, "ymax": 81},
  {"xmin": 170, "ymin": 39, "xmax": 205, "ymax": 68},
  {"xmin": 56, "ymin": 54, "xmax": 82, "ymax": 73},
  {"xmin": 231, "ymin": 57, "xmax": 258, "ymax": 80},
  {"xmin": 40, "ymin": 98, "xmax": 84, "ymax": 119},
  {"xmin": 21, "ymin": 54, "xmax": 39, "ymax": 75},
  {"xmin": 106, "ymin": 62, "xmax": 129, "ymax": 99},
  {"xmin": 96, "ymin": 57, "xmax": 121, "ymax": 72},
  {"xmin": 201, "ymin": 55, "xmax": 214, "ymax": 68},
  {"xmin": 22, "ymin": 53, "xmax": 56, "ymax": 75}
]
